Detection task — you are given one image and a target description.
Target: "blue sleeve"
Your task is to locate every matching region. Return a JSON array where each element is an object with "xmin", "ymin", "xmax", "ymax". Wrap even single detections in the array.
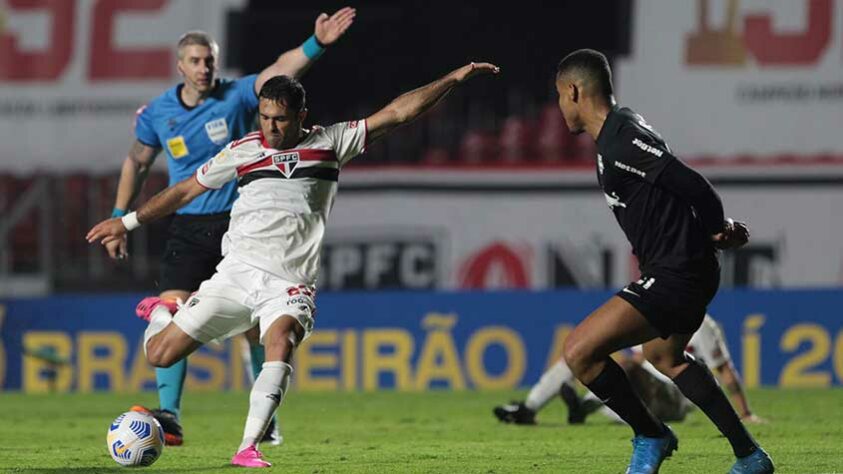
[
  {"xmin": 134, "ymin": 105, "xmax": 161, "ymax": 148},
  {"xmin": 236, "ymin": 74, "xmax": 259, "ymax": 110}
]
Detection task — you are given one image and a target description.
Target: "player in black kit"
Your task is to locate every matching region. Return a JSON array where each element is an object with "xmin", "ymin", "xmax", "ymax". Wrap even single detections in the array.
[{"xmin": 555, "ymin": 49, "xmax": 774, "ymax": 474}]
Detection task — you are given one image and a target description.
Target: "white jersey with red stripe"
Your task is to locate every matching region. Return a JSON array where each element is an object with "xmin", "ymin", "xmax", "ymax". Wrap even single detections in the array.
[
  {"xmin": 686, "ymin": 315, "xmax": 732, "ymax": 369},
  {"xmin": 195, "ymin": 120, "xmax": 367, "ymax": 285}
]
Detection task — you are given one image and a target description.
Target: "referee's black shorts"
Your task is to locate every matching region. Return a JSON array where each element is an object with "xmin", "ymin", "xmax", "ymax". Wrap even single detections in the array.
[
  {"xmin": 616, "ymin": 259, "xmax": 720, "ymax": 338},
  {"xmin": 158, "ymin": 212, "xmax": 230, "ymax": 293}
]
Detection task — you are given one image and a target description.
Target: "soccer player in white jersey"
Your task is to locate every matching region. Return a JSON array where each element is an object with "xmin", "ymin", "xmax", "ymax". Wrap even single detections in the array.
[
  {"xmin": 494, "ymin": 315, "xmax": 763, "ymax": 426},
  {"xmin": 87, "ymin": 62, "xmax": 500, "ymax": 467},
  {"xmin": 106, "ymin": 9, "xmax": 355, "ymax": 446}
]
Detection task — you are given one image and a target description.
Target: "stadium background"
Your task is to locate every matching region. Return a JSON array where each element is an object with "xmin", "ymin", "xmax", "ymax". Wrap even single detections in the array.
[{"xmin": 1, "ymin": 0, "xmax": 842, "ymax": 394}]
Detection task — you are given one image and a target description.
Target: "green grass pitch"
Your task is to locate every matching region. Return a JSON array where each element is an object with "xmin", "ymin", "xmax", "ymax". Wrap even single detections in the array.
[{"xmin": 0, "ymin": 389, "xmax": 840, "ymax": 473}]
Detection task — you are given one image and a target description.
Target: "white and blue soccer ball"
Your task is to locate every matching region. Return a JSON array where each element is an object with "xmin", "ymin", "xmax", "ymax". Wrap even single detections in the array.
[{"xmin": 106, "ymin": 411, "xmax": 165, "ymax": 467}]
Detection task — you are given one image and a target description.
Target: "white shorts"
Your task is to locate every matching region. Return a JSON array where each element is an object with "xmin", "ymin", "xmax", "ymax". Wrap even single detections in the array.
[{"xmin": 172, "ymin": 257, "xmax": 316, "ymax": 345}]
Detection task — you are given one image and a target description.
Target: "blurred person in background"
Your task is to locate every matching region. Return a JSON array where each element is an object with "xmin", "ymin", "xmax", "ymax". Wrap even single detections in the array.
[
  {"xmin": 553, "ymin": 49, "xmax": 773, "ymax": 474},
  {"xmin": 495, "ymin": 315, "xmax": 765, "ymax": 426},
  {"xmin": 101, "ymin": 7, "xmax": 356, "ymax": 447},
  {"xmin": 88, "ymin": 62, "xmax": 501, "ymax": 467}
]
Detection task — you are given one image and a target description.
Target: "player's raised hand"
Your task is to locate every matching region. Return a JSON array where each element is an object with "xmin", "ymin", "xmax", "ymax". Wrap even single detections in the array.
[
  {"xmin": 314, "ymin": 7, "xmax": 356, "ymax": 46},
  {"xmin": 105, "ymin": 235, "xmax": 129, "ymax": 260},
  {"xmin": 712, "ymin": 218, "xmax": 750, "ymax": 250},
  {"xmin": 450, "ymin": 62, "xmax": 501, "ymax": 83},
  {"xmin": 86, "ymin": 218, "xmax": 129, "ymax": 246}
]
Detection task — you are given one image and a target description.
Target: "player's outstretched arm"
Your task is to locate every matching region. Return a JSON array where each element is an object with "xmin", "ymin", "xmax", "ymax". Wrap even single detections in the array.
[
  {"xmin": 87, "ymin": 176, "xmax": 207, "ymax": 247},
  {"xmin": 366, "ymin": 62, "xmax": 500, "ymax": 144},
  {"xmin": 254, "ymin": 7, "xmax": 356, "ymax": 93},
  {"xmin": 105, "ymin": 140, "xmax": 161, "ymax": 259}
]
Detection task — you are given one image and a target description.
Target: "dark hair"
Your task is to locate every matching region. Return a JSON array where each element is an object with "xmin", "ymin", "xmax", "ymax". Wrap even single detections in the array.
[
  {"xmin": 556, "ymin": 49, "xmax": 613, "ymax": 98},
  {"xmin": 259, "ymin": 75, "xmax": 306, "ymax": 112}
]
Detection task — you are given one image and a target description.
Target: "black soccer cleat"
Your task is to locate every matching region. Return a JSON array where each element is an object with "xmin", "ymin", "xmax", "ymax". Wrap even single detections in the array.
[
  {"xmin": 130, "ymin": 405, "xmax": 184, "ymax": 446},
  {"xmin": 260, "ymin": 417, "xmax": 283, "ymax": 446},
  {"xmin": 559, "ymin": 383, "xmax": 588, "ymax": 424},
  {"xmin": 493, "ymin": 401, "xmax": 536, "ymax": 425}
]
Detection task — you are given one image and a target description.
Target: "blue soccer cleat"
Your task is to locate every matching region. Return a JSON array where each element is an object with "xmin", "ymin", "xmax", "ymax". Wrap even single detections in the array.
[
  {"xmin": 625, "ymin": 426, "xmax": 678, "ymax": 474},
  {"xmin": 729, "ymin": 448, "xmax": 775, "ymax": 474}
]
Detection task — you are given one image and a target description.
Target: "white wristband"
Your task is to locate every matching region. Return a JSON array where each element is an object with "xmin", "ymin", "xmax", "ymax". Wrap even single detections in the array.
[{"xmin": 121, "ymin": 211, "xmax": 141, "ymax": 231}]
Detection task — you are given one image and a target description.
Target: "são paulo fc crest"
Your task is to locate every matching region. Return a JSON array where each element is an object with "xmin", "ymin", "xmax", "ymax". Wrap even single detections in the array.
[{"xmin": 272, "ymin": 152, "xmax": 300, "ymax": 178}]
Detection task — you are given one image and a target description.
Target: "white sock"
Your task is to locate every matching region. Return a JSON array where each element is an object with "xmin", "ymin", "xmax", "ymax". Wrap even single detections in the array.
[
  {"xmin": 239, "ymin": 361, "xmax": 292, "ymax": 452},
  {"xmin": 583, "ymin": 390, "xmax": 600, "ymax": 402},
  {"xmin": 143, "ymin": 305, "xmax": 174, "ymax": 357},
  {"xmin": 640, "ymin": 360, "xmax": 673, "ymax": 384},
  {"xmin": 525, "ymin": 359, "xmax": 574, "ymax": 411}
]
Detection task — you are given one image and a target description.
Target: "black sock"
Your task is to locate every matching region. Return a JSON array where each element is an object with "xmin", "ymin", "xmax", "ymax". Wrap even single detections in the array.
[
  {"xmin": 672, "ymin": 357, "xmax": 758, "ymax": 458},
  {"xmin": 585, "ymin": 358, "xmax": 666, "ymax": 437}
]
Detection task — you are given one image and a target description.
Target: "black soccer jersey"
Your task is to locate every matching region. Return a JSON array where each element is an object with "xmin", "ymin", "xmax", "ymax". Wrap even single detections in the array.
[{"xmin": 595, "ymin": 106, "xmax": 716, "ymax": 273}]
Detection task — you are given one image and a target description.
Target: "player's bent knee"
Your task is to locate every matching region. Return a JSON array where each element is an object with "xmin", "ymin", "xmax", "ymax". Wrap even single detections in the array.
[{"xmin": 562, "ymin": 334, "xmax": 590, "ymax": 376}]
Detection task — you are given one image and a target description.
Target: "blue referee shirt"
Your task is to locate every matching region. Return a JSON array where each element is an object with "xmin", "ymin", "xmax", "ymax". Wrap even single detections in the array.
[{"xmin": 135, "ymin": 75, "xmax": 259, "ymax": 215}]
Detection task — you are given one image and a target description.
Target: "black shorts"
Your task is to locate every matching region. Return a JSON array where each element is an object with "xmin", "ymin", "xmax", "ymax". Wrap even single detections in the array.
[
  {"xmin": 158, "ymin": 212, "xmax": 230, "ymax": 293},
  {"xmin": 616, "ymin": 263, "xmax": 720, "ymax": 338}
]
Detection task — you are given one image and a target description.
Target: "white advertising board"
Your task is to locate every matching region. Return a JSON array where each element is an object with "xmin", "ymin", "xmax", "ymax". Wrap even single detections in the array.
[
  {"xmin": 324, "ymin": 164, "xmax": 843, "ymax": 289},
  {"xmin": 615, "ymin": 0, "xmax": 843, "ymax": 157},
  {"xmin": 0, "ymin": 0, "xmax": 244, "ymax": 172}
]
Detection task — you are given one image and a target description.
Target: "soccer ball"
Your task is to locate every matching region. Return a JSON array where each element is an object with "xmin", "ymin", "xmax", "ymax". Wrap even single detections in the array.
[{"xmin": 106, "ymin": 411, "xmax": 165, "ymax": 467}]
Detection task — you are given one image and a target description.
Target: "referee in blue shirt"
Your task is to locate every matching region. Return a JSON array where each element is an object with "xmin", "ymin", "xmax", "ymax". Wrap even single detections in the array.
[{"xmin": 104, "ymin": 7, "xmax": 356, "ymax": 447}]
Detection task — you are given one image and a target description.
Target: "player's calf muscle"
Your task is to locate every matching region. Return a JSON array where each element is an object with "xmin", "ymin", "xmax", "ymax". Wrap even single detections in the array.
[
  {"xmin": 145, "ymin": 338, "xmax": 175, "ymax": 367},
  {"xmin": 146, "ymin": 327, "xmax": 198, "ymax": 367}
]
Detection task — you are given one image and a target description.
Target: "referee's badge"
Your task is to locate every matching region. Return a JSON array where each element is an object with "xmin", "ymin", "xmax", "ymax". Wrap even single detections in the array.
[
  {"xmin": 204, "ymin": 118, "xmax": 229, "ymax": 145},
  {"xmin": 272, "ymin": 152, "xmax": 300, "ymax": 178},
  {"xmin": 166, "ymin": 136, "xmax": 189, "ymax": 159}
]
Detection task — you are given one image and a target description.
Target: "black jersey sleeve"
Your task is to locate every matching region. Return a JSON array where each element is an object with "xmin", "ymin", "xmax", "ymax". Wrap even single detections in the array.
[
  {"xmin": 657, "ymin": 158, "xmax": 726, "ymax": 235},
  {"xmin": 607, "ymin": 126, "xmax": 725, "ymax": 235}
]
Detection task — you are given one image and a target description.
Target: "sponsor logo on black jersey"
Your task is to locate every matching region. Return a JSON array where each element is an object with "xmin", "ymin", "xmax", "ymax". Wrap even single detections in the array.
[{"xmin": 631, "ymin": 138, "xmax": 664, "ymax": 157}]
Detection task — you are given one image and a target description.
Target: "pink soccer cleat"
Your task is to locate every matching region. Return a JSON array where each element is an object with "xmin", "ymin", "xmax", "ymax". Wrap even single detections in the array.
[
  {"xmin": 231, "ymin": 445, "xmax": 271, "ymax": 468},
  {"xmin": 135, "ymin": 297, "xmax": 178, "ymax": 322}
]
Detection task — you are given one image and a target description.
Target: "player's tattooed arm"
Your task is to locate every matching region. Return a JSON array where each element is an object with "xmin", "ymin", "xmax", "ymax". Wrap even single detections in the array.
[
  {"xmin": 103, "ymin": 140, "xmax": 161, "ymax": 259},
  {"xmin": 115, "ymin": 140, "xmax": 161, "ymax": 212},
  {"xmin": 366, "ymin": 62, "xmax": 500, "ymax": 144},
  {"xmin": 86, "ymin": 176, "xmax": 207, "ymax": 246},
  {"xmin": 254, "ymin": 7, "xmax": 356, "ymax": 93},
  {"xmin": 135, "ymin": 176, "xmax": 207, "ymax": 224}
]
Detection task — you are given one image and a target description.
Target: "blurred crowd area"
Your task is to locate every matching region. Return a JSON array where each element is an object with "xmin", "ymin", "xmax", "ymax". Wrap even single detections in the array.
[
  {"xmin": 3, "ymin": 1, "xmax": 842, "ymax": 293},
  {"xmin": 1, "ymin": 1, "xmax": 630, "ymax": 291},
  {"xmin": 229, "ymin": 0, "xmax": 630, "ymax": 166}
]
